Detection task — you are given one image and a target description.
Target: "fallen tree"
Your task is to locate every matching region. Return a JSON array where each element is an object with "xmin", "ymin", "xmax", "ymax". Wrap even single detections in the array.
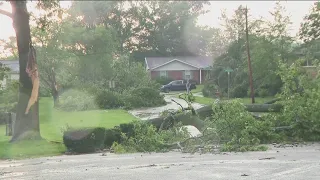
[{"xmin": 146, "ymin": 102, "xmax": 283, "ymax": 131}]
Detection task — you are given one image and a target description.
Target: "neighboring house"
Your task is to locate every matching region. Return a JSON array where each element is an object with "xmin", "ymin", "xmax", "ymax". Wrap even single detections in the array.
[
  {"xmin": 0, "ymin": 60, "xmax": 19, "ymax": 89},
  {"xmin": 145, "ymin": 56, "xmax": 213, "ymax": 84}
]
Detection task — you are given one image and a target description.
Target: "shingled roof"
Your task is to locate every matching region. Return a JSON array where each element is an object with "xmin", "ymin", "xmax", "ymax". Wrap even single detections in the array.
[
  {"xmin": 145, "ymin": 56, "xmax": 213, "ymax": 70},
  {"xmin": 0, "ymin": 60, "xmax": 19, "ymax": 73}
]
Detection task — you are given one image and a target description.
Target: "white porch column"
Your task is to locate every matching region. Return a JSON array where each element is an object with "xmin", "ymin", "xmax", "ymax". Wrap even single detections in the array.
[{"xmin": 199, "ymin": 69, "xmax": 202, "ymax": 84}]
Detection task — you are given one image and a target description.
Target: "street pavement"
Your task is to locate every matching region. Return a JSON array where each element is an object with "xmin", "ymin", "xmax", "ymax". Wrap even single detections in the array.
[{"xmin": 1, "ymin": 143, "xmax": 320, "ymax": 180}]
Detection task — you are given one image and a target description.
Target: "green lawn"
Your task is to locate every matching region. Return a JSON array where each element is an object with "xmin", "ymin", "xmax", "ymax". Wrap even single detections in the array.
[
  {"xmin": 193, "ymin": 96, "xmax": 275, "ymax": 105},
  {"xmin": 0, "ymin": 97, "xmax": 136, "ymax": 159},
  {"xmin": 191, "ymin": 84, "xmax": 204, "ymax": 93}
]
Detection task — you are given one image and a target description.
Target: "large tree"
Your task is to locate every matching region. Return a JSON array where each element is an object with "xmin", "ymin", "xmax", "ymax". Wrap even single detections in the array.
[
  {"xmin": 299, "ymin": 2, "xmax": 320, "ymax": 65},
  {"xmin": 0, "ymin": 1, "xmax": 40, "ymax": 141},
  {"xmin": 31, "ymin": 22, "xmax": 78, "ymax": 106},
  {"xmin": 0, "ymin": 1, "xmax": 60, "ymax": 142},
  {"xmin": 69, "ymin": 1, "xmax": 209, "ymax": 62},
  {"xmin": 265, "ymin": 1, "xmax": 294, "ymax": 63},
  {"xmin": 219, "ymin": 5, "xmax": 263, "ymax": 44}
]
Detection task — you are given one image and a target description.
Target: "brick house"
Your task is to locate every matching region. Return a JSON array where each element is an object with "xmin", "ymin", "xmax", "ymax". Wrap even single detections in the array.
[{"xmin": 145, "ymin": 56, "xmax": 213, "ymax": 84}]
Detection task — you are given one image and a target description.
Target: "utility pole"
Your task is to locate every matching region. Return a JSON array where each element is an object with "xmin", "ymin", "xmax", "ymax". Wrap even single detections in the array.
[{"xmin": 245, "ymin": 6, "xmax": 255, "ymax": 104}]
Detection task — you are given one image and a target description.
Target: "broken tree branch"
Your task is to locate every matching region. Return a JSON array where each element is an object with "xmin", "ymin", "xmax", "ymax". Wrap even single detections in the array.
[{"xmin": 0, "ymin": 9, "xmax": 13, "ymax": 18}]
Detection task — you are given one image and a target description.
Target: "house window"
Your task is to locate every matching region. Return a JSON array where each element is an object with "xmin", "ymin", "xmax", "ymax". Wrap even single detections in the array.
[
  {"xmin": 159, "ymin": 71, "xmax": 167, "ymax": 78},
  {"xmin": 184, "ymin": 70, "xmax": 192, "ymax": 80}
]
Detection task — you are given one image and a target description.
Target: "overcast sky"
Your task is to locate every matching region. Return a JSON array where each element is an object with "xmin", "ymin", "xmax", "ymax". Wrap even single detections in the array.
[{"xmin": 0, "ymin": 1, "xmax": 316, "ymax": 41}]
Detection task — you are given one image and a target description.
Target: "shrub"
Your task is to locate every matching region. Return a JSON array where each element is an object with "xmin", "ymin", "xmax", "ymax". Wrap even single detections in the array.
[
  {"xmin": 39, "ymin": 87, "xmax": 51, "ymax": 97},
  {"xmin": 154, "ymin": 76, "xmax": 173, "ymax": 85},
  {"xmin": 256, "ymin": 88, "xmax": 269, "ymax": 98},
  {"xmin": 110, "ymin": 120, "xmax": 188, "ymax": 153},
  {"xmin": 0, "ymin": 80, "xmax": 19, "ymax": 105},
  {"xmin": 0, "ymin": 111, "xmax": 9, "ymax": 125},
  {"xmin": 104, "ymin": 123, "xmax": 135, "ymax": 148},
  {"xmin": 231, "ymin": 85, "xmax": 247, "ymax": 98},
  {"xmin": 57, "ymin": 89, "xmax": 98, "ymax": 111},
  {"xmin": 123, "ymin": 87, "xmax": 166, "ymax": 109},
  {"xmin": 95, "ymin": 90, "xmax": 124, "ymax": 109},
  {"xmin": 275, "ymin": 61, "xmax": 320, "ymax": 141},
  {"xmin": 202, "ymin": 82, "xmax": 217, "ymax": 97},
  {"xmin": 207, "ymin": 100, "xmax": 275, "ymax": 152},
  {"xmin": 63, "ymin": 127, "xmax": 106, "ymax": 153}
]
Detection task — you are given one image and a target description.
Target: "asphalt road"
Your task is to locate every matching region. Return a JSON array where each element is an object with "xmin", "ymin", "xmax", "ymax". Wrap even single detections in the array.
[{"xmin": 1, "ymin": 143, "xmax": 320, "ymax": 180}]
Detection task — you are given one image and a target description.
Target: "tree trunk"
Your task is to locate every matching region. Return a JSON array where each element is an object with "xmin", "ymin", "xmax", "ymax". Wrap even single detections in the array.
[
  {"xmin": 146, "ymin": 103, "xmax": 283, "ymax": 131},
  {"xmin": 52, "ymin": 88, "xmax": 59, "ymax": 107},
  {"xmin": 10, "ymin": 1, "xmax": 41, "ymax": 142}
]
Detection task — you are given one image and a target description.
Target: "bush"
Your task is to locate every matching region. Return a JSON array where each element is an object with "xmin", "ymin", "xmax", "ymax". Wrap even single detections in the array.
[
  {"xmin": 39, "ymin": 87, "xmax": 51, "ymax": 97},
  {"xmin": 0, "ymin": 111, "xmax": 9, "ymax": 125},
  {"xmin": 202, "ymin": 82, "xmax": 217, "ymax": 97},
  {"xmin": 110, "ymin": 120, "xmax": 188, "ymax": 153},
  {"xmin": 95, "ymin": 90, "xmax": 124, "ymax": 109},
  {"xmin": 104, "ymin": 123, "xmax": 135, "ymax": 148},
  {"xmin": 63, "ymin": 127, "xmax": 106, "ymax": 153},
  {"xmin": 207, "ymin": 100, "xmax": 275, "ymax": 152},
  {"xmin": 275, "ymin": 61, "xmax": 320, "ymax": 141},
  {"xmin": 231, "ymin": 85, "xmax": 247, "ymax": 98},
  {"xmin": 256, "ymin": 88, "xmax": 269, "ymax": 98},
  {"xmin": 0, "ymin": 80, "xmax": 19, "ymax": 105},
  {"xmin": 123, "ymin": 87, "xmax": 166, "ymax": 109},
  {"xmin": 57, "ymin": 89, "xmax": 98, "ymax": 111},
  {"xmin": 154, "ymin": 76, "xmax": 173, "ymax": 85}
]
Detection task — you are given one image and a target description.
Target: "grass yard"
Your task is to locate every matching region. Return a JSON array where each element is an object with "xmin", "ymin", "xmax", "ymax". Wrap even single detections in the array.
[
  {"xmin": 194, "ymin": 96, "xmax": 275, "ymax": 105},
  {"xmin": 0, "ymin": 97, "xmax": 136, "ymax": 159}
]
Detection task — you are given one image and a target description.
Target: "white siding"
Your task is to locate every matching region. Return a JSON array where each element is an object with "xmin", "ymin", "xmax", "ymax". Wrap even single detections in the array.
[{"xmin": 153, "ymin": 61, "xmax": 198, "ymax": 71}]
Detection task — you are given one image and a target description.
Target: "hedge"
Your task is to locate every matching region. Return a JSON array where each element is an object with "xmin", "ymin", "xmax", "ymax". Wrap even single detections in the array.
[
  {"xmin": 63, "ymin": 127, "xmax": 106, "ymax": 153},
  {"xmin": 63, "ymin": 123, "xmax": 137, "ymax": 153}
]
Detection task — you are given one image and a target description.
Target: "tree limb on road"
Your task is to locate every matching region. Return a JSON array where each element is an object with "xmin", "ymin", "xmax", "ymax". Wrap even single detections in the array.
[{"xmin": 146, "ymin": 103, "xmax": 283, "ymax": 131}]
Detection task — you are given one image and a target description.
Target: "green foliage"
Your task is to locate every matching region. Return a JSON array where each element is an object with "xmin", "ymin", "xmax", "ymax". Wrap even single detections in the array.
[
  {"xmin": 256, "ymin": 88, "xmax": 269, "ymax": 98},
  {"xmin": 207, "ymin": 100, "xmax": 275, "ymax": 152},
  {"xmin": 112, "ymin": 56, "xmax": 160, "ymax": 92},
  {"xmin": 0, "ymin": 63, "xmax": 10, "ymax": 85},
  {"xmin": 0, "ymin": 111, "xmax": 9, "ymax": 125},
  {"xmin": 0, "ymin": 80, "xmax": 19, "ymax": 112},
  {"xmin": 111, "ymin": 120, "xmax": 189, "ymax": 153},
  {"xmin": 299, "ymin": 2, "xmax": 320, "ymax": 43},
  {"xmin": 63, "ymin": 127, "xmax": 106, "ymax": 153},
  {"xmin": 56, "ymin": 89, "xmax": 98, "ymax": 112},
  {"xmin": 95, "ymin": 90, "xmax": 124, "ymax": 109},
  {"xmin": 202, "ymin": 81, "xmax": 218, "ymax": 98},
  {"xmin": 154, "ymin": 76, "xmax": 173, "ymax": 85},
  {"xmin": 275, "ymin": 61, "xmax": 320, "ymax": 141},
  {"xmin": 231, "ymin": 85, "xmax": 248, "ymax": 98},
  {"xmin": 122, "ymin": 87, "xmax": 166, "ymax": 109}
]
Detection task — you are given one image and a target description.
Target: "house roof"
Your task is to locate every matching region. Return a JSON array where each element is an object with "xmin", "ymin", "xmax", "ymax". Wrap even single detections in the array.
[
  {"xmin": 145, "ymin": 56, "xmax": 213, "ymax": 70},
  {"xmin": 0, "ymin": 60, "xmax": 19, "ymax": 73}
]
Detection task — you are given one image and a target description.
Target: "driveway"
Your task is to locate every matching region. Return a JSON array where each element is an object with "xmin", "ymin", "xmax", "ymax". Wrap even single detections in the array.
[
  {"xmin": 128, "ymin": 93, "xmax": 205, "ymax": 137},
  {"xmin": 128, "ymin": 93, "xmax": 204, "ymax": 120},
  {"xmin": 1, "ymin": 143, "xmax": 320, "ymax": 180}
]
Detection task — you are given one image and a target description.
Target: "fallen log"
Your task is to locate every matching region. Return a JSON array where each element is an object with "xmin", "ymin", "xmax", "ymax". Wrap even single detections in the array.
[
  {"xmin": 196, "ymin": 103, "xmax": 283, "ymax": 118},
  {"xmin": 104, "ymin": 103, "xmax": 283, "ymax": 148},
  {"xmin": 148, "ymin": 113, "xmax": 206, "ymax": 131},
  {"xmin": 264, "ymin": 98, "xmax": 281, "ymax": 104},
  {"xmin": 146, "ymin": 103, "xmax": 283, "ymax": 131}
]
